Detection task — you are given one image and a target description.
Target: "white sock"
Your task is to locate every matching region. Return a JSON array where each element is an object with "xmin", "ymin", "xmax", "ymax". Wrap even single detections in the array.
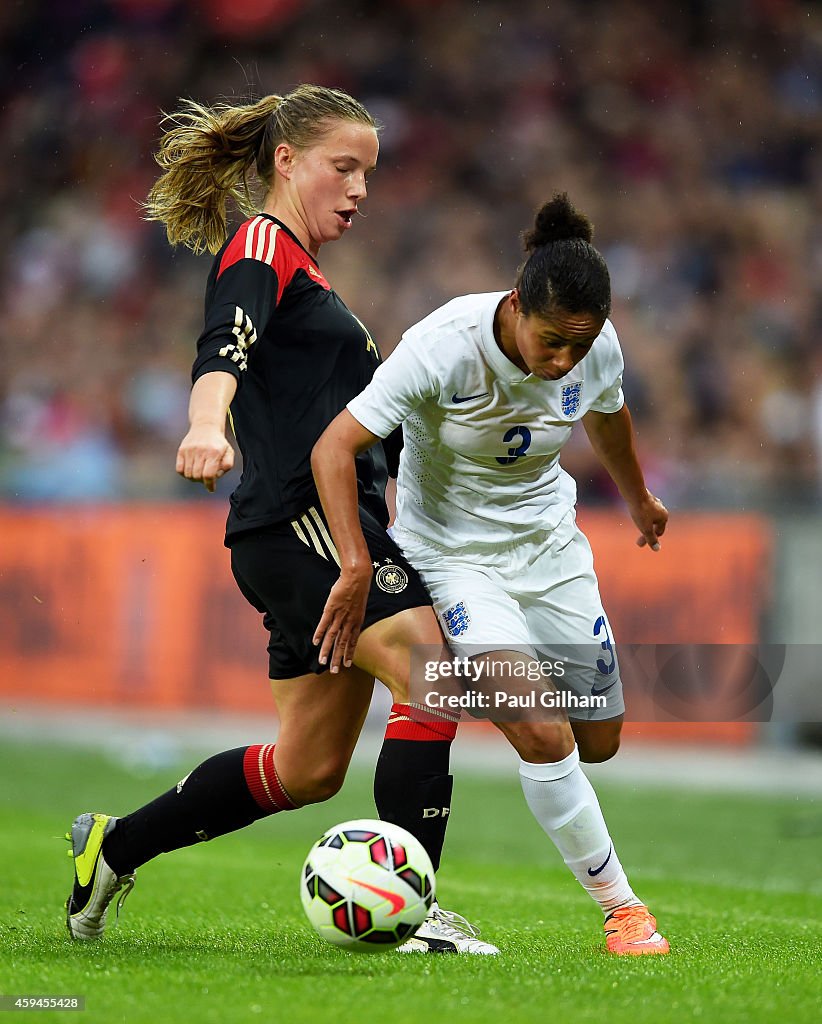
[{"xmin": 518, "ymin": 745, "xmax": 640, "ymax": 914}]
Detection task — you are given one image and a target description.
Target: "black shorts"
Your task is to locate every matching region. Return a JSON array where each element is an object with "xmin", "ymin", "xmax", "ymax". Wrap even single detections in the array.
[{"xmin": 229, "ymin": 502, "xmax": 433, "ymax": 679}]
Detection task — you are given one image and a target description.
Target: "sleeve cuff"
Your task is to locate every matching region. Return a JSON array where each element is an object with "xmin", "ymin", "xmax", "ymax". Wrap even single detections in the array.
[
  {"xmin": 191, "ymin": 357, "xmax": 243, "ymax": 385},
  {"xmin": 346, "ymin": 398, "xmax": 392, "ymax": 439}
]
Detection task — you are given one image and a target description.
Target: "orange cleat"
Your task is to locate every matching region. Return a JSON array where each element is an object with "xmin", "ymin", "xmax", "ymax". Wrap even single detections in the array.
[{"xmin": 604, "ymin": 904, "xmax": 670, "ymax": 955}]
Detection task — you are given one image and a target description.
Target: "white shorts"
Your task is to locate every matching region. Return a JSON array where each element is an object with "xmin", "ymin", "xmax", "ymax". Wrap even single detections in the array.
[{"xmin": 394, "ymin": 512, "xmax": 624, "ymax": 721}]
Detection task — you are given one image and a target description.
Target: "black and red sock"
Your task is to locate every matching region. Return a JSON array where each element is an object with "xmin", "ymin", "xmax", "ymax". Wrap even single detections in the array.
[
  {"xmin": 373, "ymin": 703, "xmax": 459, "ymax": 872},
  {"xmin": 102, "ymin": 744, "xmax": 296, "ymax": 876}
]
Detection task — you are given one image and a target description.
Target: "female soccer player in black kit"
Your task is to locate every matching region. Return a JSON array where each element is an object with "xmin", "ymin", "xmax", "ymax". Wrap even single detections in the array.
[{"xmin": 64, "ymin": 85, "xmax": 497, "ymax": 954}]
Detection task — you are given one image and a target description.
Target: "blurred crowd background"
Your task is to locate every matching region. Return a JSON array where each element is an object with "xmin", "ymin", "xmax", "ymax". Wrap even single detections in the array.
[{"xmin": 1, "ymin": 0, "xmax": 821, "ymax": 509}]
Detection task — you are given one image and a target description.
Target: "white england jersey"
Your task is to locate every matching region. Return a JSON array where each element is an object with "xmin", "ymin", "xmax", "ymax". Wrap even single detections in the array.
[{"xmin": 347, "ymin": 291, "xmax": 625, "ymax": 552}]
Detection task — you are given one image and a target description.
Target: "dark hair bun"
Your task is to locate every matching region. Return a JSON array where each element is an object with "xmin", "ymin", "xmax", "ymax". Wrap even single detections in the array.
[{"xmin": 522, "ymin": 192, "xmax": 594, "ymax": 252}]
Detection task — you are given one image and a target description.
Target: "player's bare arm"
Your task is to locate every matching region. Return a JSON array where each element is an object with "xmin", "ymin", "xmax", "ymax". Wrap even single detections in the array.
[
  {"xmin": 311, "ymin": 409, "xmax": 382, "ymax": 671},
  {"xmin": 582, "ymin": 405, "xmax": 668, "ymax": 551},
  {"xmin": 176, "ymin": 371, "xmax": 237, "ymax": 493}
]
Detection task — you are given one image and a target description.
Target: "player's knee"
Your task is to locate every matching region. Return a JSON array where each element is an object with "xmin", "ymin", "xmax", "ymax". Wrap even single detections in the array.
[
  {"xmin": 288, "ymin": 762, "xmax": 347, "ymax": 804},
  {"xmin": 576, "ymin": 731, "xmax": 621, "ymax": 763},
  {"xmin": 357, "ymin": 608, "xmax": 445, "ymax": 700},
  {"xmin": 383, "ymin": 673, "xmax": 410, "ymax": 704},
  {"xmin": 497, "ymin": 720, "xmax": 573, "ymax": 763}
]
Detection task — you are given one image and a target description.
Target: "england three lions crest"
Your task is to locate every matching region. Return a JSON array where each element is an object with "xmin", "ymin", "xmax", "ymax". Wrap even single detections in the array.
[
  {"xmin": 560, "ymin": 381, "xmax": 583, "ymax": 418},
  {"xmin": 442, "ymin": 601, "xmax": 471, "ymax": 638}
]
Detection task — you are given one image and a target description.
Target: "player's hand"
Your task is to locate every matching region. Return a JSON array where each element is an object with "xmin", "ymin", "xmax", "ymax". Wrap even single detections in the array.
[
  {"xmin": 313, "ymin": 567, "xmax": 372, "ymax": 674},
  {"xmin": 176, "ymin": 425, "xmax": 235, "ymax": 492},
  {"xmin": 629, "ymin": 490, "xmax": 668, "ymax": 552}
]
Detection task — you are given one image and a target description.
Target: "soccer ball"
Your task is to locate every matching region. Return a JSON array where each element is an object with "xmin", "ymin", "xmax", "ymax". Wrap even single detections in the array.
[{"xmin": 300, "ymin": 818, "xmax": 435, "ymax": 952}]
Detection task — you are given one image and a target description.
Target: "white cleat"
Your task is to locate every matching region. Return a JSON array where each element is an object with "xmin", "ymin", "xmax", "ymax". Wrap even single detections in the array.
[
  {"xmin": 65, "ymin": 812, "xmax": 135, "ymax": 941},
  {"xmin": 397, "ymin": 903, "xmax": 499, "ymax": 955}
]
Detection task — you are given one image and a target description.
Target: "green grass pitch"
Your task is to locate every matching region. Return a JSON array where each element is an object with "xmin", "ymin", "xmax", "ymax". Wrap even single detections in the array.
[{"xmin": 1, "ymin": 739, "xmax": 820, "ymax": 1024}]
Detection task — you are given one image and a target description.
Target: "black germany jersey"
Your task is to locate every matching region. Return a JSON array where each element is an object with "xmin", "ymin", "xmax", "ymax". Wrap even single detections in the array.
[{"xmin": 192, "ymin": 214, "xmax": 391, "ymax": 543}]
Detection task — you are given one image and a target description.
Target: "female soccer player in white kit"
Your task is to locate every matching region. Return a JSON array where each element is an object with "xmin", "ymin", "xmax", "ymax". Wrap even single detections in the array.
[{"xmin": 312, "ymin": 193, "xmax": 670, "ymax": 955}]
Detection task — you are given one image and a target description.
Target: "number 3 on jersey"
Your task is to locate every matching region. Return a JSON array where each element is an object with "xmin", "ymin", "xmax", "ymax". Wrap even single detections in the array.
[{"xmin": 496, "ymin": 425, "xmax": 532, "ymax": 465}]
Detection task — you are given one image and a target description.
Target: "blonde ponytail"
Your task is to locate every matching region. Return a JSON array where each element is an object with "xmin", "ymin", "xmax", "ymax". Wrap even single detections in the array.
[
  {"xmin": 144, "ymin": 85, "xmax": 377, "ymax": 255},
  {"xmin": 144, "ymin": 95, "xmax": 281, "ymax": 255}
]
